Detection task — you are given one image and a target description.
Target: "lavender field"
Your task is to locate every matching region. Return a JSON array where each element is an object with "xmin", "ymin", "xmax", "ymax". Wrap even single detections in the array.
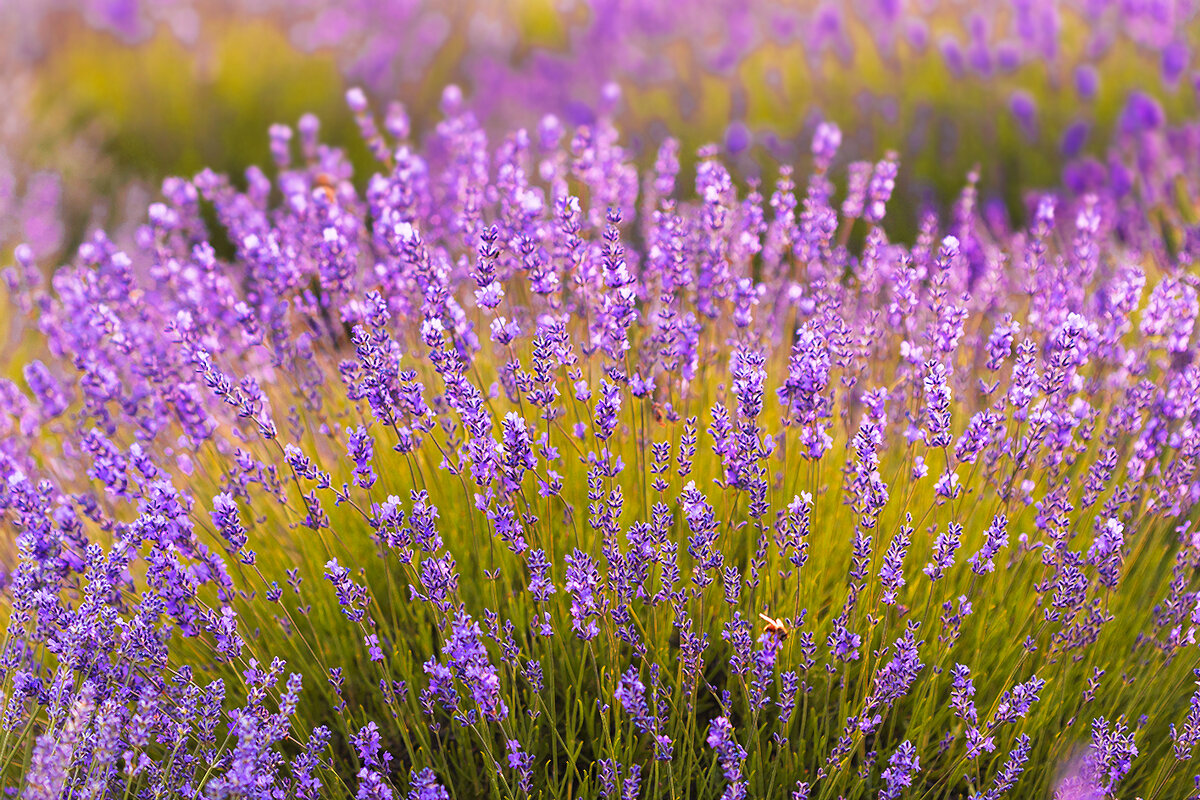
[{"xmin": 2, "ymin": 2, "xmax": 1200, "ymax": 799}]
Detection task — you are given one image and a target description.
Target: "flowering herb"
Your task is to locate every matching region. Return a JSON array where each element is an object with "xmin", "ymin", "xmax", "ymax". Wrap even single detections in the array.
[{"xmin": 0, "ymin": 80, "xmax": 1199, "ymax": 800}]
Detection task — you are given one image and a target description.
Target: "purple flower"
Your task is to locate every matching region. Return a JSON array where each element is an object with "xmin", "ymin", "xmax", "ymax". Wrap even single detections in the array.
[
  {"xmin": 707, "ymin": 716, "xmax": 748, "ymax": 799},
  {"xmin": 22, "ymin": 361, "xmax": 69, "ymax": 419},
  {"xmin": 499, "ymin": 412, "xmax": 537, "ymax": 492},
  {"xmin": 1009, "ymin": 91, "xmax": 1038, "ymax": 139},
  {"xmin": 1075, "ymin": 65, "xmax": 1099, "ymax": 99},
  {"xmin": 870, "ymin": 627, "xmax": 923, "ymax": 707},
  {"xmin": 865, "ymin": 152, "xmax": 899, "ymax": 224},
  {"xmin": 879, "ymin": 518, "xmax": 913, "ymax": 605},
  {"xmin": 811, "ymin": 122, "xmax": 842, "ymax": 171},
  {"xmin": 923, "ymin": 360, "xmax": 953, "ymax": 449},
  {"xmin": 1087, "ymin": 717, "xmax": 1138, "ymax": 796},
  {"xmin": 348, "ymin": 426, "xmax": 378, "ymax": 489},
  {"xmin": 352, "ymin": 721, "xmax": 391, "ymax": 770},
  {"xmin": 950, "ymin": 664, "xmax": 977, "ymax": 726},
  {"xmin": 443, "ymin": 612, "xmax": 508, "ymax": 722},
  {"xmin": 1087, "ymin": 518, "xmax": 1125, "ymax": 589},
  {"xmin": 1119, "ymin": 91, "xmax": 1164, "ymax": 136},
  {"xmin": 325, "ymin": 558, "xmax": 370, "ymax": 622},
  {"xmin": 923, "ymin": 522, "xmax": 963, "ymax": 581},
  {"xmin": 879, "ymin": 740, "xmax": 920, "ymax": 800},
  {"xmin": 980, "ymin": 734, "xmax": 1031, "ymax": 800},
  {"xmin": 614, "ymin": 665, "xmax": 652, "ymax": 733},
  {"xmin": 526, "ymin": 548, "xmax": 556, "ymax": 602},
  {"xmin": 504, "ymin": 739, "xmax": 534, "ymax": 794},
  {"xmin": 1170, "ymin": 670, "xmax": 1200, "ymax": 759},
  {"xmin": 211, "ymin": 492, "xmax": 250, "ymax": 560},
  {"xmin": 407, "ymin": 768, "xmax": 449, "ymax": 800},
  {"xmin": 991, "ymin": 675, "xmax": 1046, "ymax": 727},
  {"xmin": 779, "ymin": 325, "xmax": 833, "ymax": 459},
  {"xmin": 969, "ymin": 514, "xmax": 1009, "ymax": 575},
  {"xmin": 593, "ymin": 380, "xmax": 623, "ymax": 442},
  {"xmin": 564, "ymin": 548, "xmax": 603, "ymax": 640},
  {"xmin": 25, "ymin": 684, "xmax": 95, "ymax": 800}
]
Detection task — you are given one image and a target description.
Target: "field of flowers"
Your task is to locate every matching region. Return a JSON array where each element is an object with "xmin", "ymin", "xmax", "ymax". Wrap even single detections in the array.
[{"xmin": 2, "ymin": 2, "xmax": 1200, "ymax": 799}]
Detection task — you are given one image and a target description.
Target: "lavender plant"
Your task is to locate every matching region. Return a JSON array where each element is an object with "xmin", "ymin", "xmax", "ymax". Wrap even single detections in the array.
[{"xmin": 1, "ymin": 85, "xmax": 1200, "ymax": 800}]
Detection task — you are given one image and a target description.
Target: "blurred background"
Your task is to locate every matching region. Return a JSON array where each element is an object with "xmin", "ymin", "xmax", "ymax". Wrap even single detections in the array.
[{"xmin": 2, "ymin": 0, "xmax": 1198, "ymax": 258}]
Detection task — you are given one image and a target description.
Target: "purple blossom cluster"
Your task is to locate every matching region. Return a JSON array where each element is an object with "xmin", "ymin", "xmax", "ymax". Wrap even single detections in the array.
[{"xmin": 1, "ymin": 83, "xmax": 1200, "ymax": 799}]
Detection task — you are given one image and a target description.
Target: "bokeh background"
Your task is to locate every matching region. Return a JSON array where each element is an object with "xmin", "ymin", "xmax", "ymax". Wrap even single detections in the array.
[{"xmin": 2, "ymin": 0, "xmax": 1199, "ymax": 258}]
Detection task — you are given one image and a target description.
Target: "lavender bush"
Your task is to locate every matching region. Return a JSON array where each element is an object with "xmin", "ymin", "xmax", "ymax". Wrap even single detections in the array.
[{"xmin": 2, "ymin": 84, "xmax": 1200, "ymax": 800}]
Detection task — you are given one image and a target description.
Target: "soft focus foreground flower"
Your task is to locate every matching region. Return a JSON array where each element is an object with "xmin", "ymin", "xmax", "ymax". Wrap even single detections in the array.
[{"xmin": 0, "ymin": 84, "xmax": 1199, "ymax": 800}]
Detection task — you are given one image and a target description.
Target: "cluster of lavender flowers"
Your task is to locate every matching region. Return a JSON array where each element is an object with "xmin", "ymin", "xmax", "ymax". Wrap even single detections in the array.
[{"xmin": 2, "ymin": 84, "xmax": 1200, "ymax": 800}]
